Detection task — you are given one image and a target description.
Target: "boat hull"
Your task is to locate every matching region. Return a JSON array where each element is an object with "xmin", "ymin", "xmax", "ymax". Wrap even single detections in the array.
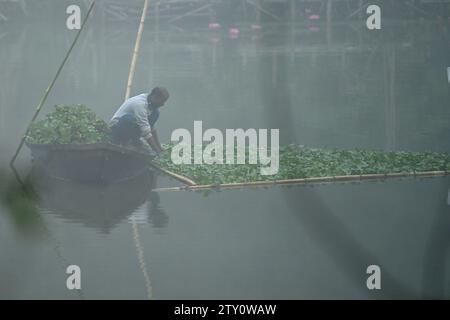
[{"xmin": 26, "ymin": 142, "xmax": 154, "ymax": 183}]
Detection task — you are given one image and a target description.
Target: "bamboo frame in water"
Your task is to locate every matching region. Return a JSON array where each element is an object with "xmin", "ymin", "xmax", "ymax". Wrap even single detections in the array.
[{"xmin": 152, "ymin": 170, "xmax": 450, "ymax": 192}]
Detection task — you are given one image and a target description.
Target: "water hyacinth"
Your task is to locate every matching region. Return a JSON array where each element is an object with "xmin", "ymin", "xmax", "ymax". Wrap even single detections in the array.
[
  {"xmin": 154, "ymin": 144, "xmax": 450, "ymax": 185},
  {"xmin": 24, "ymin": 106, "xmax": 450, "ymax": 185},
  {"xmin": 26, "ymin": 105, "xmax": 111, "ymax": 144}
]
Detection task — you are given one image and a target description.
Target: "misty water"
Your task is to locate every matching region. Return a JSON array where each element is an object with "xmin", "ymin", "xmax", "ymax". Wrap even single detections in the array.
[{"xmin": 1, "ymin": 1, "xmax": 450, "ymax": 299}]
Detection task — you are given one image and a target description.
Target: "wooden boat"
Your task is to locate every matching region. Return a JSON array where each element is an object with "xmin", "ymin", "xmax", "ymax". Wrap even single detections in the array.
[{"xmin": 26, "ymin": 142, "xmax": 154, "ymax": 183}]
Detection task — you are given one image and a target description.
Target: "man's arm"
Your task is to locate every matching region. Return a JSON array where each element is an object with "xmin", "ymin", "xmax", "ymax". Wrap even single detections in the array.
[
  {"xmin": 151, "ymin": 128, "xmax": 163, "ymax": 151},
  {"xmin": 146, "ymin": 135, "xmax": 163, "ymax": 154},
  {"xmin": 134, "ymin": 104, "xmax": 162, "ymax": 154}
]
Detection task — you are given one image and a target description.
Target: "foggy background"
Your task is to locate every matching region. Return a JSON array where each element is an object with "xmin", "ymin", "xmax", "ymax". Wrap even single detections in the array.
[{"xmin": 0, "ymin": 0, "xmax": 449, "ymax": 299}]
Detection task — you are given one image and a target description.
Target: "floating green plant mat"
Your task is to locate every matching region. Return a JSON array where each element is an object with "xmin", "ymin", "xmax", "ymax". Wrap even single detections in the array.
[
  {"xmin": 154, "ymin": 144, "xmax": 450, "ymax": 185},
  {"xmin": 26, "ymin": 105, "xmax": 111, "ymax": 144}
]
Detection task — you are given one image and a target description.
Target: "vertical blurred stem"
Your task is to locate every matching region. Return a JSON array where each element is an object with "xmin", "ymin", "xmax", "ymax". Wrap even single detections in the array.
[{"xmin": 326, "ymin": 0, "xmax": 333, "ymax": 46}]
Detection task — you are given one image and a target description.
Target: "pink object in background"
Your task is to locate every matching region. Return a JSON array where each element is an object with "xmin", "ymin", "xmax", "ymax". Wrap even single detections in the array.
[
  {"xmin": 229, "ymin": 28, "xmax": 240, "ymax": 35},
  {"xmin": 251, "ymin": 24, "xmax": 262, "ymax": 31},
  {"xmin": 308, "ymin": 14, "xmax": 320, "ymax": 20},
  {"xmin": 208, "ymin": 23, "xmax": 221, "ymax": 30},
  {"xmin": 229, "ymin": 27, "xmax": 240, "ymax": 39}
]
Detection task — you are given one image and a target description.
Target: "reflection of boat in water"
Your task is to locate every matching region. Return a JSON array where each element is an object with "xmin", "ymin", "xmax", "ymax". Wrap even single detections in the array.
[
  {"xmin": 26, "ymin": 142, "xmax": 154, "ymax": 183},
  {"xmin": 31, "ymin": 166, "xmax": 165, "ymax": 233}
]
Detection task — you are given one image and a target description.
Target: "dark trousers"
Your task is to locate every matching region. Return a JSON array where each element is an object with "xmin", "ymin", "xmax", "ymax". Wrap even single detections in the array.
[{"xmin": 110, "ymin": 114, "xmax": 142, "ymax": 147}]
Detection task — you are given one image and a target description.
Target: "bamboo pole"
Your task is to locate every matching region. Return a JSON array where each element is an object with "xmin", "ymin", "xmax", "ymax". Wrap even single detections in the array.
[
  {"xmin": 149, "ymin": 163, "xmax": 197, "ymax": 185},
  {"xmin": 346, "ymin": 0, "xmax": 368, "ymax": 19},
  {"xmin": 124, "ymin": 0, "xmax": 154, "ymax": 301},
  {"xmin": 326, "ymin": 0, "xmax": 333, "ymax": 45},
  {"xmin": 125, "ymin": 0, "xmax": 149, "ymax": 100},
  {"xmin": 167, "ymin": 3, "xmax": 212, "ymax": 24},
  {"xmin": 290, "ymin": 0, "xmax": 296, "ymax": 22},
  {"xmin": 152, "ymin": 170, "xmax": 450, "ymax": 193},
  {"xmin": 246, "ymin": 0, "xmax": 280, "ymax": 21},
  {"xmin": 131, "ymin": 219, "xmax": 153, "ymax": 300},
  {"xmin": 122, "ymin": 0, "xmax": 197, "ymax": 186},
  {"xmin": 9, "ymin": 0, "xmax": 96, "ymax": 182}
]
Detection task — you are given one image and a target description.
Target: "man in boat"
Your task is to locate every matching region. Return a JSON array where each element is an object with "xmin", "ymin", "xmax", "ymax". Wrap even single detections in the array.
[{"xmin": 109, "ymin": 87, "xmax": 169, "ymax": 154}]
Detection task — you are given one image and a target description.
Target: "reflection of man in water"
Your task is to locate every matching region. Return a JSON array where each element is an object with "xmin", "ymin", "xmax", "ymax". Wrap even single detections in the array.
[{"xmin": 109, "ymin": 87, "xmax": 169, "ymax": 154}]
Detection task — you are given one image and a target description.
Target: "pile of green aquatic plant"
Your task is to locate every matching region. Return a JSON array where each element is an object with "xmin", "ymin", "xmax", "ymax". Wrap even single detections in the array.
[
  {"xmin": 154, "ymin": 144, "xmax": 450, "ymax": 185},
  {"xmin": 26, "ymin": 105, "xmax": 110, "ymax": 144}
]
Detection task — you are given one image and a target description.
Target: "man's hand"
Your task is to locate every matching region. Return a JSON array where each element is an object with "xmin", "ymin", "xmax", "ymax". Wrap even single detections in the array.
[{"xmin": 146, "ymin": 135, "xmax": 163, "ymax": 154}]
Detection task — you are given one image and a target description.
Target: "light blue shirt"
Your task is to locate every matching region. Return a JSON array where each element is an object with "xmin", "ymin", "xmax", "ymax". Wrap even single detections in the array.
[{"xmin": 110, "ymin": 93, "xmax": 154, "ymax": 139}]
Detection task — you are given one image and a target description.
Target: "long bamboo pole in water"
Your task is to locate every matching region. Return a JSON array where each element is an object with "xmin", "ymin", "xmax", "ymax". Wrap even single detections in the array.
[
  {"xmin": 123, "ymin": 0, "xmax": 154, "ymax": 301},
  {"xmin": 9, "ymin": 1, "xmax": 96, "ymax": 183},
  {"xmin": 149, "ymin": 162, "xmax": 197, "ymax": 186},
  {"xmin": 152, "ymin": 170, "xmax": 450, "ymax": 192}
]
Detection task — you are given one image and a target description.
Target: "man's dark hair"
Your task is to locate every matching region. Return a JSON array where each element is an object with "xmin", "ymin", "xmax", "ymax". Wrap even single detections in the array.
[{"xmin": 150, "ymin": 87, "xmax": 169, "ymax": 100}]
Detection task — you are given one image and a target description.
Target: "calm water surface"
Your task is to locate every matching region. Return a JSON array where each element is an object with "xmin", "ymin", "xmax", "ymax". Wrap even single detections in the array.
[{"xmin": 0, "ymin": 1, "xmax": 449, "ymax": 299}]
